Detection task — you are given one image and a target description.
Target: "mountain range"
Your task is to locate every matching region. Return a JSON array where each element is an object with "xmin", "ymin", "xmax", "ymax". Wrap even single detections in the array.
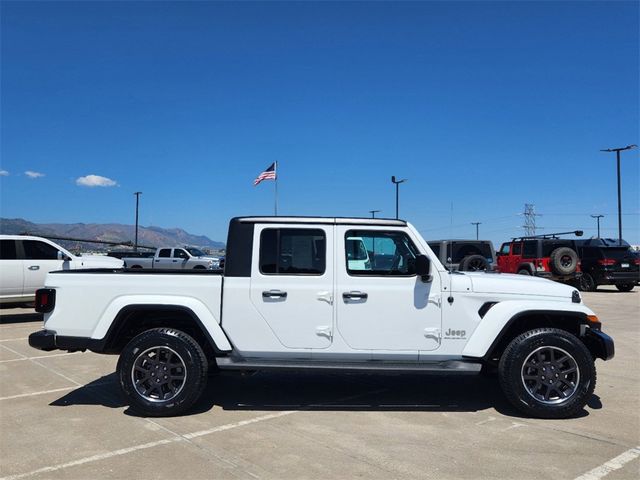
[{"xmin": 0, "ymin": 218, "xmax": 225, "ymax": 252}]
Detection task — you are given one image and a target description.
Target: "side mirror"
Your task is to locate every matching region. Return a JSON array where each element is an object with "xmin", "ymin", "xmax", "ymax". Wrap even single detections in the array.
[
  {"xmin": 415, "ymin": 254, "xmax": 432, "ymax": 282},
  {"xmin": 57, "ymin": 251, "xmax": 72, "ymax": 261}
]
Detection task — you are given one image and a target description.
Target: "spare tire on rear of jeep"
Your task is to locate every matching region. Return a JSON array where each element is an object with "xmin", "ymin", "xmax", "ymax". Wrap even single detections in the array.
[
  {"xmin": 458, "ymin": 254, "xmax": 489, "ymax": 271},
  {"xmin": 549, "ymin": 247, "xmax": 578, "ymax": 275}
]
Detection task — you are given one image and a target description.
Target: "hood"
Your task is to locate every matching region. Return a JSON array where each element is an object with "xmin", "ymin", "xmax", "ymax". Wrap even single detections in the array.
[
  {"xmin": 462, "ymin": 272, "xmax": 578, "ymax": 300},
  {"xmin": 75, "ymin": 255, "xmax": 124, "ymax": 268}
]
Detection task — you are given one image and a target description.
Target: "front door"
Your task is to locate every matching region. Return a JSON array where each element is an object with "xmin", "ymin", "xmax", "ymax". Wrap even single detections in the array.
[
  {"xmin": 250, "ymin": 225, "xmax": 334, "ymax": 349},
  {"xmin": 336, "ymin": 227, "xmax": 442, "ymax": 352},
  {"xmin": 20, "ymin": 240, "xmax": 65, "ymax": 296}
]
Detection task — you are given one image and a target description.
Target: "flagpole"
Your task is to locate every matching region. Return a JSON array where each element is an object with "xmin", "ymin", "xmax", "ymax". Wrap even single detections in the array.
[{"xmin": 274, "ymin": 161, "xmax": 278, "ymax": 216}]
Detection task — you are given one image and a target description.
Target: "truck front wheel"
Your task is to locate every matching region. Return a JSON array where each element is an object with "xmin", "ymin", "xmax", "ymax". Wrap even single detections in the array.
[
  {"xmin": 498, "ymin": 328, "xmax": 596, "ymax": 419},
  {"xmin": 117, "ymin": 328, "xmax": 208, "ymax": 417}
]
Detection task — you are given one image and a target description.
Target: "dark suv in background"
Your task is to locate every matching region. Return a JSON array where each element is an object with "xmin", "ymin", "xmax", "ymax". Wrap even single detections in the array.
[
  {"xmin": 427, "ymin": 240, "xmax": 497, "ymax": 271},
  {"xmin": 497, "ymin": 231, "xmax": 582, "ymax": 284},
  {"xmin": 574, "ymin": 238, "xmax": 639, "ymax": 292}
]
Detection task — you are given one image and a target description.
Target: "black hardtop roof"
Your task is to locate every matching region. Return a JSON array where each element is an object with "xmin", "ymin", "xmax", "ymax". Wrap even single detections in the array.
[{"xmin": 231, "ymin": 216, "xmax": 407, "ymax": 227}]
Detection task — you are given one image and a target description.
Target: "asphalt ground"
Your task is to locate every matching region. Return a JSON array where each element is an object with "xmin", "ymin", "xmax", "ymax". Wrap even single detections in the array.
[{"xmin": 0, "ymin": 286, "xmax": 638, "ymax": 480}]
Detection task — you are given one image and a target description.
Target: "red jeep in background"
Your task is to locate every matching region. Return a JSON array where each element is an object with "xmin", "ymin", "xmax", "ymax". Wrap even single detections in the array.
[{"xmin": 497, "ymin": 231, "xmax": 583, "ymax": 285}]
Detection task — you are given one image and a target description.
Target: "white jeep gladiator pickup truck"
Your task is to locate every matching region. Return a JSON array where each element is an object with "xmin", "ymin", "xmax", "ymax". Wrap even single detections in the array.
[
  {"xmin": 29, "ymin": 217, "xmax": 614, "ymax": 418},
  {"xmin": 123, "ymin": 247, "xmax": 221, "ymax": 270}
]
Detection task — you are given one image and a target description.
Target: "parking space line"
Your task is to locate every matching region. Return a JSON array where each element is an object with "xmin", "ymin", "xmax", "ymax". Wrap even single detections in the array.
[
  {"xmin": 0, "ymin": 337, "xmax": 28, "ymax": 342},
  {"xmin": 0, "ymin": 352, "xmax": 79, "ymax": 364},
  {"xmin": 0, "ymin": 386, "xmax": 77, "ymax": 401},
  {"xmin": 1, "ymin": 386, "xmax": 389, "ymax": 480},
  {"xmin": 0, "ymin": 381, "xmax": 113, "ymax": 401},
  {"xmin": 0, "ymin": 342, "xmax": 84, "ymax": 387},
  {"xmin": 0, "ymin": 411, "xmax": 296, "ymax": 480},
  {"xmin": 0, "ymin": 438, "xmax": 177, "ymax": 480},
  {"xmin": 573, "ymin": 446, "xmax": 640, "ymax": 480}
]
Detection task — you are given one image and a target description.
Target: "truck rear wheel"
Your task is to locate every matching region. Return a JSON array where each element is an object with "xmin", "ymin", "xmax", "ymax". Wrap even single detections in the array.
[
  {"xmin": 498, "ymin": 328, "xmax": 595, "ymax": 419},
  {"xmin": 117, "ymin": 328, "xmax": 208, "ymax": 417}
]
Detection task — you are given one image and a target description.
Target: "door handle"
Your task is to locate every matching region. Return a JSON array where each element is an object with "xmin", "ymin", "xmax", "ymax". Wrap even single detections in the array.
[
  {"xmin": 28, "ymin": 265, "xmax": 40, "ymax": 271},
  {"xmin": 262, "ymin": 290, "xmax": 287, "ymax": 299},
  {"xmin": 342, "ymin": 291, "xmax": 368, "ymax": 300}
]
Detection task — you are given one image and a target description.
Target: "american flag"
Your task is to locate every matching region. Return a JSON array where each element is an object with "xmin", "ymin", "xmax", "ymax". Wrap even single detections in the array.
[{"xmin": 253, "ymin": 162, "xmax": 277, "ymax": 186}]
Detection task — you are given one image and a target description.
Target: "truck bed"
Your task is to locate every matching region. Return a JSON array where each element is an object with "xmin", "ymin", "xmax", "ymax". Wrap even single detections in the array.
[
  {"xmin": 42, "ymin": 269, "xmax": 224, "ymax": 338},
  {"xmin": 51, "ymin": 268, "xmax": 223, "ymax": 275}
]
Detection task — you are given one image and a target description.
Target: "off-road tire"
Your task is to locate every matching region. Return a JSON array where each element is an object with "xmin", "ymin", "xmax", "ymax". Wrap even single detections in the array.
[
  {"xmin": 615, "ymin": 283, "xmax": 634, "ymax": 292},
  {"xmin": 549, "ymin": 247, "xmax": 579, "ymax": 275},
  {"xmin": 498, "ymin": 328, "xmax": 596, "ymax": 419},
  {"xmin": 458, "ymin": 255, "xmax": 489, "ymax": 272},
  {"xmin": 579, "ymin": 273, "xmax": 597, "ymax": 292},
  {"xmin": 118, "ymin": 328, "xmax": 208, "ymax": 417}
]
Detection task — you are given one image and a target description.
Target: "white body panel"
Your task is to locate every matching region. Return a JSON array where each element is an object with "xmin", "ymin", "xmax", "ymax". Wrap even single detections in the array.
[
  {"xmin": 0, "ymin": 235, "xmax": 122, "ymax": 303},
  {"xmin": 36, "ymin": 219, "xmax": 594, "ymax": 366}
]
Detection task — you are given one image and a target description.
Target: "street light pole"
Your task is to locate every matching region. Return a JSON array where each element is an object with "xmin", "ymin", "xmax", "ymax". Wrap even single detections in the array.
[
  {"xmin": 600, "ymin": 145, "xmax": 637, "ymax": 245},
  {"xmin": 471, "ymin": 222, "xmax": 481, "ymax": 240},
  {"xmin": 590, "ymin": 214, "xmax": 604, "ymax": 238},
  {"xmin": 369, "ymin": 210, "xmax": 381, "ymax": 218},
  {"xmin": 134, "ymin": 191, "xmax": 142, "ymax": 252},
  {"xmin": 391, "ymin": 176, "xmax": 406, "ymax": 220}
]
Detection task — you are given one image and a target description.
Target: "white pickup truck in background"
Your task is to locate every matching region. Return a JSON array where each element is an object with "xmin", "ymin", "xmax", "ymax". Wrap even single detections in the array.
[
  {"xmin": 0, "ymin": 234, "xmax": 123, "ymax": 304},
  {"xmin": 122, "ymin": 247, "xmax": 221, "ymax": 270},
  {"xmin": 29, "ymin": 217, "xmax": 614, "ymax": 419}
]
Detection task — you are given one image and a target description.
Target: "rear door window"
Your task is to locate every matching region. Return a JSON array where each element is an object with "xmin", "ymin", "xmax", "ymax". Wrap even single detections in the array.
[
  {"xmin": 158, "ymin": 249, "xmax": 171, "ymax": 258},
  {"xmin": 259, "ymin": 228, "xmax": 326, "ymax": 275},
  {"xmin": 0, "ymin": 240, "xmax": 18, "ymax": 260}
]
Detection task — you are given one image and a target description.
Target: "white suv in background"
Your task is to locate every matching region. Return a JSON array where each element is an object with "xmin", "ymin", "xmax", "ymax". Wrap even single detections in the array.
[{"xmin": 0, "ymin": 235, "xmax": 123, "ymax": 304}]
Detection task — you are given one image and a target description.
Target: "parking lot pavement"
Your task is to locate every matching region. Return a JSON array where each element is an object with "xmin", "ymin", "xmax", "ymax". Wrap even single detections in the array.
[{"xmin": 1, "ymin": 287, "xmax": 638, "ymax": 480}]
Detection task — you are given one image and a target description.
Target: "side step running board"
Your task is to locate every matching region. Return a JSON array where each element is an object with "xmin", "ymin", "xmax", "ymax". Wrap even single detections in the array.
[{"xmin": 216, "ymin": 357, "xmax": 482, "ymax": 374}]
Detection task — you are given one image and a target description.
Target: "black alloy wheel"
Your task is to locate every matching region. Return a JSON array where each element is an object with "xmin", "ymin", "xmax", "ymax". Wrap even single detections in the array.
[
  {"xmin": 118, "ymin": 328, "xmax": 208, "ymax": 416},
  {"xmin": 579, "ymin": 273, "xmax": 597, "ymax": 292},
  {"xmin": 498, "ymin": 328, "xmax": 596, "ymax": 418}
]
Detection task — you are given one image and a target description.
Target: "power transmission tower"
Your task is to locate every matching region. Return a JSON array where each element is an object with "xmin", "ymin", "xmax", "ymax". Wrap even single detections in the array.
[{"xmin": 522, "ymin": 203, "xmax": 541, "ymax": 236}]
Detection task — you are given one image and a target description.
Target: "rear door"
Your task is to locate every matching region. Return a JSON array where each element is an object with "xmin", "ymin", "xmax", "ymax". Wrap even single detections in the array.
[
  {"xmin": 336, "ymin": 227, "xmax": 442, "ymax": 353},
  {"xmin": 21, "ymin": 240, "xmax": 65, "ymax": 296},
  {"xmin": 0, "ymin": 240, "xmax": 23, "ymax": 299},
  {"xmin": 249, "ymin": 225, "xmax": 334, "ymax": 349}
]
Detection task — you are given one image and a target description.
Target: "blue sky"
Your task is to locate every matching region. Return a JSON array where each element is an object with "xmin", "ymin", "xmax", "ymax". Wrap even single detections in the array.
[{"xmin": 1, "ymin": 1, "xmax": 638, "ymax": 245}]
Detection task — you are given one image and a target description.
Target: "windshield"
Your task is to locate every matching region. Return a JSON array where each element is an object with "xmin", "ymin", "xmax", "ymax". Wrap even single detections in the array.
[{"xmin": 186, "ymin": 247, "xmax": 206, "ymax": 257}]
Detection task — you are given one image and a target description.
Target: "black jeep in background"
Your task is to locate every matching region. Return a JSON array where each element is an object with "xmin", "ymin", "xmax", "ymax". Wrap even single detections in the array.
[
  {"xmin": 574, "ymin": 238, "xmax": 639, "ymax": 292},
  {"xmin": 427, "ymin": 240, "xmax": 497, "ymax": 272}
]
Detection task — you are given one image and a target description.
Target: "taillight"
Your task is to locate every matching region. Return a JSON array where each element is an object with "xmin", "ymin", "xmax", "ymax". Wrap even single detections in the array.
[
  {"xmin": 35, "ymin": 289, "xmax": 56, "ymax": 313},
  {"xmin": 598, "ymin": 259, "xmax": 617, "ymax": 266},
  {"xmin": 634, "ymin": 259, "xmax": 640, "ymax": 266}
]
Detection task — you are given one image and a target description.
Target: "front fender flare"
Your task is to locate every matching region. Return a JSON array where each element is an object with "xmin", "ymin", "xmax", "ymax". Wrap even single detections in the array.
[{"xmin": 462, "ymin": 300, "xmax": 595, "ymax": 358}]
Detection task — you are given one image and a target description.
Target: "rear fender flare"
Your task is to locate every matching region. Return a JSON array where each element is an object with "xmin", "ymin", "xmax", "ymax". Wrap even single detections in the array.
[{"xmin": 93, "ymin": 295, "xmax": 232, "ymax": 352}]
